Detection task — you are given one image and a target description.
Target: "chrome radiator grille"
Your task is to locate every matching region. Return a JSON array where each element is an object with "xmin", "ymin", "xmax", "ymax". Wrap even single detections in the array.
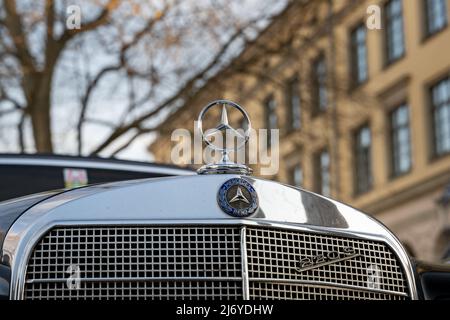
[
  {"xmin": 23, "ymin": 226, "xmax": 409, "ymax": 300},
  {"xmin": 246, "ymin": 228, "xmax": 408, "ymax": 300}
]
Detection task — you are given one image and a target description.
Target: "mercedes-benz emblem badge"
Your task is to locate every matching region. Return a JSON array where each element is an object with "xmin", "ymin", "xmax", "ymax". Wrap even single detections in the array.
[
  {"xmin": 197, "ymin": 100, "xmax": 253, "ymax": 175},
  {"xmin": 217, "ymin": 178, "xmax": 259, "ymax": 217}
]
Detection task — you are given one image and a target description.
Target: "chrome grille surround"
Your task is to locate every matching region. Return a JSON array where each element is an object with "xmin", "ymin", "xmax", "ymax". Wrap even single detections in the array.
[{"xmin": 23, "ymin": 224, "xmax": 409, "ymax": 300}]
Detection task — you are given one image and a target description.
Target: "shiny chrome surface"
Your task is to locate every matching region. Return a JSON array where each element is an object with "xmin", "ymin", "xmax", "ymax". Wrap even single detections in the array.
[
  {"xmin": 240, "ymin": 227, "xmax": 250, "ymax": 300},
  {"xmin": 198, "ymin": 163, "xmax": 253, "ymax": 176},
  {"xmin": 197, "ymin": 100, "xmax": 252, "ymax": 175},
  {"xmin": 1, "ymin": 174, "xmax": 418, "ymax": 299}
]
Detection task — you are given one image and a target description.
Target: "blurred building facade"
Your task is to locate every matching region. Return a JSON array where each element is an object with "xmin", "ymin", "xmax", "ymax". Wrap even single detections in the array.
[{"xmin": 149, "ymin": 0, "xmax": 450, "ymax": 262}]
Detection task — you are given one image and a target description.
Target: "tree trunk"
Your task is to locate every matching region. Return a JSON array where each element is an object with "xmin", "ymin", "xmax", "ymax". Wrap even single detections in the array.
[
  {"xmin": 28, "ymin": 71, "xmax": 54, "ymax": 153},
  {"xmin": 26, "ymin": 37, "xmax": 65, "ymax": 154}
]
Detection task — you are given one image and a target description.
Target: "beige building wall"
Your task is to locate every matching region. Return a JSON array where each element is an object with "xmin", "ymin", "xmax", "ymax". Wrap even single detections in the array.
[{"xmin": 150, "ymin": 0, "xmax": 450, "ymax": 262}]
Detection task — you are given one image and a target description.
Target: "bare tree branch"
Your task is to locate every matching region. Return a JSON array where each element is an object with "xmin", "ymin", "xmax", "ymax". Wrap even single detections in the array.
[
  {"xmin": 106, "ymin": 4, "xmax": 328, "ymax": 155},
  {"xmin": 89, "ymin": 18, "xmax": 260, "ymax": 155},
  {"xmin": 110, "ymin": 127, "xmax": 155, "ymax": 157},
  {"xmin": 76, "ymin": 5, "xmax": 170, "ymax": 154},
  {"xmin": 3, "ymin": 0, "xmax": 35, "ymax": 71},
  {"xmin": 84, "ymin": 118, "xmax": 117, "ymax": 128},
  {"xmin": 0, "ymin": 84, "xmax": 24, "ymax": 110},
  {"xmin": 77, "ymin": 64, "xmax": 121, "ymax": 154},
  {"xmin": 0, "ymin": 0, "xmax": 287, "ymax": 156},
  {"xmin": 45, "ymin": 0, "xmax": 55, "ymax": 41},
  {"xmin": 17, "ymin": 112, "xmax": 26, "ymax": 152}
]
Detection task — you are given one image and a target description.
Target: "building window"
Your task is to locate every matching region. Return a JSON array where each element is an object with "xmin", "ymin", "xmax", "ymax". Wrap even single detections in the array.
[
  {"xmin": 286, "ymin": 76, "xmax": 301, "ymax": 130},
  {"xmin": 315, "ymin": 149, "xmax": 330, "ymax": 197},
  {"xmin": 354, "ymin": 126, "xmax": 372, "ymax": 194},
  {"xmin": 431, "ymin": 77, "xmax": 450, "ymax": 156},
  {"xmin": 391, "ymin": 104, "xmax": 412, "ymax": 176},
  {"xmin": 385, "ymin": 0, "xmax": 405, "ymax": 64},
  {"xmin": 350, "ymin": 23, "xmax": 368, "ymax": 85},
  {"xmin": 264, "ymin": 95, "xmax": 277, "ymax": 145},
  {"xmin": 290, "ymin": 165, "xmax": 304, "ymax": 187},
  {"xmin": 312, "ymin": 55, "xmax": 327, "ymax": 114},
  {"xmin": 425, "ymin": 0, "xmax": 448, "ymax": 36}
]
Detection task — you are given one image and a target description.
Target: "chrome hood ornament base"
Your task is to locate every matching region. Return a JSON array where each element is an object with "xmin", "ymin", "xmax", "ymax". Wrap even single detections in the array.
[
  {"xmin": 197, "ymin": 162, "xmax": 252, "ymax": 175},
  {"xmin": 197, "ymin": 100, "xmax": 253, "ymax": 175}
]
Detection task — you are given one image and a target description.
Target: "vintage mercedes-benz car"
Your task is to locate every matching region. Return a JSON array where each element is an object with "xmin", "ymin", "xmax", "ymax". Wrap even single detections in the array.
[{"xmin": 1, "ymin": 100, "xmax": 449, "ymax": 300}]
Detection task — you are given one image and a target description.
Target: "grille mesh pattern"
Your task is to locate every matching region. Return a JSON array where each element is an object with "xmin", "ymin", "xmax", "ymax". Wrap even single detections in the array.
[
  {"xmin": 26, "ymin": 281, "xmax": 242, "ymax": 300},
  {"xmin": 25, "ymin": 227, "xmax": 242, "ymax": 300},
  {"xmin": 24, "ymin": 226, "xmax": 409, "ymax": 300},
  {"xmin": 246, "ymin": 228, "xmax": 408, "ymax": 300}
]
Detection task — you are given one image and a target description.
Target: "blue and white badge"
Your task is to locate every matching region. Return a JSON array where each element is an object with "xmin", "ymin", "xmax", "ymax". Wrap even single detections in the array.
[{"xmin": 217, "ymin": 178, "xmax": 258, "ymax": 217}]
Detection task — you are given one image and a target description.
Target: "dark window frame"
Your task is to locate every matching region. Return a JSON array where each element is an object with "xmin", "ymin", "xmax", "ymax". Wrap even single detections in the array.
[
  {"xmin": 311, "ymin": 53, "xmax": 328, "ymax": 116},
  {"xmin": 430, "ymin": 75, "xmax": 450, "ymax": 158},
  {"xmin": 350, "ymin": 21, "xmax": 369, "ymax": 87},
  {"xmin": 314, "ymin": 148, "xmax": 331, "ymax": 197},
  {"xmin": 384, "ymin": 0, "xmax": 406, "ymax": 66},
  {"xmin": 389, "ymin": 103, "xmax": 413, "ymax": 178},
  {"xmin": 264, "ymin": 94, "xmax": 278, "ymax": 147},
  {"xmin": 285, "ymin": 75, "xmax": 302, "ymax": 131},
  {"xmin": 354, "ymin": 124, "xmax": 373, "ymax": 195},
  {"xmin": 289, "ymin": 164, "xmax": 304, "ymax": 188},
  {"xmin": 424, "ymin": 0, "xmax": 448, "ymax": 38}
]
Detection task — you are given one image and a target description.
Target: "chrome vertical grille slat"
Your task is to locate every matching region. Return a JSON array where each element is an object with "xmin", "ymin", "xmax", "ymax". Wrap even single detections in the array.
[{"xmin": 23, "ymin": 225, "xmax": 409, "ymax": 300}]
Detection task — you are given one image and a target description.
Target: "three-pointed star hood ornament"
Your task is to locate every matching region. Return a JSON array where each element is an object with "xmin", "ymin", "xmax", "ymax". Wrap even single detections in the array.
[{"xmin": 197, "ymin": 100, "xmax": 252, "ymax": 175}]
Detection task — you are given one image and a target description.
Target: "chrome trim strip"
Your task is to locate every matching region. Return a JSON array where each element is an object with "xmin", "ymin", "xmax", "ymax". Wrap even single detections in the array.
[
  {"xmin": 240, "ymin": 226, "xmax": 250, "ymax": 300},
  {"xmin": 26, "ymin": 277, "xmax": 242, "ymax": 284},
  {"xmin": 0, "ymin": 157, "xmax": 194, "ymax": 176},
  {"xmin": 249, "ymin": 278, "xmax": 409, "ymax": 297}
]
